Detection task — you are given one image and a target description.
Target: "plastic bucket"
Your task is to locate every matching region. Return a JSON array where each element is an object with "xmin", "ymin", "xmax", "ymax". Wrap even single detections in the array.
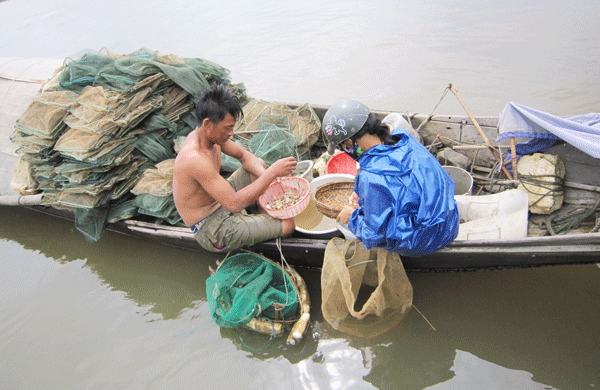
[
  {"xmin": 454, "ymin": 189, "xmax": 529, "ymax": 241},
  {"xmin": 292, "ymin": 160, "xmax": 314, "ymax": 182},
  {"xmin": 443, "ymin": 166, "xmax": 473, "ymax": 195},
  {"xmin": 336, "ymin": 221, "xmax": 357, "ymax": 240},
  {"xmin": 326, "ymin": 152, "xmax": 358, "ymax": 175}
]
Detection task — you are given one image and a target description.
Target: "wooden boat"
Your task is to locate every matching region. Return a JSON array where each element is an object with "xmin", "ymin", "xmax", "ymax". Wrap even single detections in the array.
[{"xmin": 2, "ymin": 57, "xmax": 600, "ymax": 271}]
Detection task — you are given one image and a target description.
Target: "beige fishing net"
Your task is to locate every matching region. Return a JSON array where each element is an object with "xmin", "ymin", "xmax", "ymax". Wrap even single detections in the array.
[
  {"xmin": 233, "ymin": 99, "xmax": 321, "ymax": 159},
  {"xmin": 131, "ymin": 159, "xmax": 174, "ymax": 197},
  {"xmin": 9, "ymin": 48, "xmax": 329, "ymax": 242},
  {"xmin": 10, "ymin": 157, "xmax": 38, "ymax": 195},
  {"xmin": 321, "ymin": 238, "xmax": 413, "ymax": 338}
]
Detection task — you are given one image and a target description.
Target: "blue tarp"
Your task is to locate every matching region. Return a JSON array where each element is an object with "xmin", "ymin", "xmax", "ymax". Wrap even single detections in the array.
[
  {"xmin": 497, "ymin": 102, "xmax": 600, "ymax": 159},
  {"xmin": 348, "ymin": 126, "xmax": 459, "ymax": 257}
]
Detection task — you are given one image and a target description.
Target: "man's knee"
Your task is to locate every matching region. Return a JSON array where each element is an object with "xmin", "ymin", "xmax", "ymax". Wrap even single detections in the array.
[{"xmin": 281, "ymin": 218, "xmax": 295, "ymax": 236}]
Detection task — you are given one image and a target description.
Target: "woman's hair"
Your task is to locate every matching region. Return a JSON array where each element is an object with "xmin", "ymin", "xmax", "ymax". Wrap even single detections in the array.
[
  {"xmin": 195, "ymin": 83, "xmax": 243, "ymax": 125},
  {"xmin": 351, "ymin": 113, "xmax": 396, "ymax": 145}
]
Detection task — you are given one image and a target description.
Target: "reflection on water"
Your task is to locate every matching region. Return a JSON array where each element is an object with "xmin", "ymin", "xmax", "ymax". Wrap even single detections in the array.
[
  {"xmin": 426, "ymin": 350, "xmax": 552, "ymax": 390},
  {"xmin": 0, "ymin": 206, "xmax": 214, "ymax": 320},
  {"xmin": 1, "ymin": 206, "xmax": 600, "ymax": 389}
]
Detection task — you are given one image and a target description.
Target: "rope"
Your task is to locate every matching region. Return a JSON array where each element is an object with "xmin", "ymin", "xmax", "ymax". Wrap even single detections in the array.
[
  {"xmin": 545, "ymin": 197, "xmax": 600, "ymax": 235},
  {"xmin": 415, "ymin": 86, "xmax": 451, "ymax": 134},
  {"xmin": 517, "ymin": 173, "xmax": 565, "ymax": 208},
  {"xmin": 347, "ymin": 260, "xmax": 377, "ymax": 269},
  {"xmin": 275, "ymin": 236, "xmax": 304, "ymax": 326},
  {"xmin": 235, "ymin": 318, "xmax": 277, "ymax": 352},
  {"xmin": 275, "ymin": 237, "xmax": 291, "ymax": 307}
]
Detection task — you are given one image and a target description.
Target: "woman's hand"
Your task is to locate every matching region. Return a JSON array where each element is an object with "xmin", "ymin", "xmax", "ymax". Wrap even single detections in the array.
[
  {"xmin": 336, "ymin": 205, "xmax": 355, "ymax": 224},
  {"xmin": 348, "ymin": 192, "xmax": 359, "ymax": 208},
  {"xmin": 337, "ymin": 192, "xmax": 360, "ymax": 224}
]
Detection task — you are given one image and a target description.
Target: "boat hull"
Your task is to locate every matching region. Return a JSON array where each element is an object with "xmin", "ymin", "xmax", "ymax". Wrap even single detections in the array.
[{"xmin": 20, "ymin": 204, "xmax": 600, "ymax": 271}]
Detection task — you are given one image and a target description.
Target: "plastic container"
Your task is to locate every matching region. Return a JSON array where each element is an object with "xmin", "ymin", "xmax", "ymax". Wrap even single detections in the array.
[
  {"xmin": 443, "ymin": 165, "xmax": 473, "ymax": 195},
  {"xmin": 454, "ymin": 189, "xmax": 529, "ymax": 241},
  {"xmin": 294, "ymin": 174, "xmax": 354, "ymax": 237},
  {"xmin": 292, "ymin": 160, "xmax": 314, "ymax": 182},
  {"xmin": 326, "ymin": 152, "xmax": 358, "ymax": 175},
  {"xmin": 259, "ymin": 177, "xmax": 310, "ymax": 219},
  {"xmin": 336, "ymin": 221, "xmax": 357, "ymax": 240}
]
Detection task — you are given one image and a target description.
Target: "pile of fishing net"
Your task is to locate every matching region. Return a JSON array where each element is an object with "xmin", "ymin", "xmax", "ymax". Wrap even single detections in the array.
[
  {"xmin": 10, "ymin": 48, "xmax": 246, "ymax": 241},
  {"xmin": 10, "ymin": 48, "xmax": 324, "ymax": 242},
  {"xmin": 206, "ymin": 251, "xmax": 310, "ymax": 345},
  {"xmin": 220, "ymin": 99, "xmax": 321, "ymax": 172}
]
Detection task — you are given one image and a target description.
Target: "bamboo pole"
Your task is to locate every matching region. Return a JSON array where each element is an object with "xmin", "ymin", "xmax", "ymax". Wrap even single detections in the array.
[
  {"xmin": 286, "ymin": 265, "xmax": 311, "ymax": 345},
  {"xmin": 510, "ymin": 137, "xmax": 518, "ymax": 180},
  {"xmin": 0, "ymin": 194, "xmax": 43, "ymax": 206},
  {"xmin": 448, "ymin": 84, "xmax": 514, "ymax": 180}
]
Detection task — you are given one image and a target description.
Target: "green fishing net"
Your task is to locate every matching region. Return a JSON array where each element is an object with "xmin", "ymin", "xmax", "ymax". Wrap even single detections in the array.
[
  {"xmin": 249, "ymin": 128, "xmax": 299, "ymax": 167},
  {"xmin": 233, "ymin": 99, "xmax": 321, "ymax": 160},
  {"xmin": 206, "ymin": 252, "xmax": 299, "ymax": 329},
  {"xmin": 10, "ymin": 48, "xmax": 247, "ymax": 240},
  {"xmin": 58, "ymin": 48, "xmax": 233, "ymax": 98}
]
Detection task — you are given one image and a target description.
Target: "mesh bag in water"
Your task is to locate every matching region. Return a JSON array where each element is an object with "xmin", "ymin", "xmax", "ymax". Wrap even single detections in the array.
[
  {"xmin": 321, "ymin": 238, "xmax": 413, "ymax": 338},
  {"xmin": 206, "ymin": 252, "xmax": 299, "ymax": 329}
]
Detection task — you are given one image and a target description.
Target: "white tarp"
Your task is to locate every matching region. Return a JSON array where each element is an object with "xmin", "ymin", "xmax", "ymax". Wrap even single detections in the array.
[{"xmin": 497, "ymin": 102, "xmax": 600, "ymax": 159}]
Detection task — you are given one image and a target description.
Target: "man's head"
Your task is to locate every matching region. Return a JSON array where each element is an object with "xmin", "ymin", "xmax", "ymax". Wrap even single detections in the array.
[{"xmin": 196, "ymin": 83, "xmax": 243, "ymax": 126}]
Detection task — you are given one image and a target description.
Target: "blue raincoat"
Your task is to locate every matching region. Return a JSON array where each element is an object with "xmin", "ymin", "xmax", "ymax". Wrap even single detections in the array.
[{"xmin": 348, "ymin": 126, "xmax": 459, "ymax": 256}]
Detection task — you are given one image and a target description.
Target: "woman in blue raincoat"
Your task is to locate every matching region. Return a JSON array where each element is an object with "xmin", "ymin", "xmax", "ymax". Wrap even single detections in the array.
[{"xmin": 323, "ymin": 100, "xmax": 459, "ymax": 257}]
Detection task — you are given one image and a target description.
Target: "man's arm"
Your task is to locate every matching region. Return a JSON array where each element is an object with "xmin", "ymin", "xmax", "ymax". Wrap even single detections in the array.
[
  {"xmin": 191, "ymin": 148, "xmax": 296, "ymax": 213},
  {"xmin": 222, "ymin": 140, "xmax": 266, "ymax": 177}
]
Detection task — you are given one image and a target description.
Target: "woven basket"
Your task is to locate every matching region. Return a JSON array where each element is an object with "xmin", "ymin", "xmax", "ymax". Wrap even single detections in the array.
[{"xmin": 314, "ymin": 181, "xmax": 355, "ymax": 219}]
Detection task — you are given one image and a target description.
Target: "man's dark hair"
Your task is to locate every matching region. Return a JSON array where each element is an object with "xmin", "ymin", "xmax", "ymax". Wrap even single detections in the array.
[
  {"xmin": 351, "ymin": 113, "xmax": 397, "ymax": 145},
  {"xmin": 196, "ymin": 83, "xmax": 243, "ymax": 125}
]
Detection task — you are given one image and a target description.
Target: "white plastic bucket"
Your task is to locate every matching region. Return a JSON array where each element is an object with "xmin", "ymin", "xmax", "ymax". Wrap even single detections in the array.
[
  {"xmin": 292, "ymin": 160, "xmax": 314, "ymax": 182},
  {"xmin": 443, "ymin": 166, "xmax": 473, "ymax": 195},
  {"xmin": 294, "ymin": 173, "xmax": 354, "ymax": 237},
  {"xmin": 454, "ymin": 189, "xmax": 529, "ymax": 241}
]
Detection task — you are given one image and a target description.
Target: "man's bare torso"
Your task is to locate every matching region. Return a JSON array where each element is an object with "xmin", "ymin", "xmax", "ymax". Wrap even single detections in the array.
[{"xmin": 173, "ymin": 129, "xmax": 222, "ymax": 227}]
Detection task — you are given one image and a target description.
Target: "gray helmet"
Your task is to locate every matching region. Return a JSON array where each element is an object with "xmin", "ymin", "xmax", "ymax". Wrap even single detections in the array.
[{"xmin": 322, "ymin": 100, "xmax": 370, "ymax": 155}]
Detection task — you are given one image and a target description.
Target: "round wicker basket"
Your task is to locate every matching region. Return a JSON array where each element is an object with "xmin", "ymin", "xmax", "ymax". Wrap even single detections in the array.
[{"xmin": 313, "ymin": 181, "xmax": 355, "ymax": 219}]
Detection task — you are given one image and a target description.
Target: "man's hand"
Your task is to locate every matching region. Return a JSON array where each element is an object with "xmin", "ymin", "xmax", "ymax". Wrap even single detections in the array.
[{"xmin": 266, "ymin": 157, "xmax": 297, "ymax": 178}]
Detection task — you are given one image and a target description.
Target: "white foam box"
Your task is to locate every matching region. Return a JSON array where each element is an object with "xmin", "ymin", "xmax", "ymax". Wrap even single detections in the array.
[{"xmin": 516, "ymin": 153, "xmax": 565, "ymax": 214}]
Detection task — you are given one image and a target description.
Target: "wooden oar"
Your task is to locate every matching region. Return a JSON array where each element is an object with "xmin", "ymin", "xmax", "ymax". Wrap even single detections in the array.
[
  {"xmin": 449, "ymin": 84, "xmax": 514, "ymax": 180},
  {"xmin": 0, "ymin": 193, "xmax": 43, "ymax": 206}
]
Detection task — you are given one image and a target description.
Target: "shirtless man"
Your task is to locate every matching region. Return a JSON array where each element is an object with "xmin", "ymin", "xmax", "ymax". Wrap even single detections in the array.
[{"xmin": 173, "ymin": 84, "xmax": 297, "ymax": 253}]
